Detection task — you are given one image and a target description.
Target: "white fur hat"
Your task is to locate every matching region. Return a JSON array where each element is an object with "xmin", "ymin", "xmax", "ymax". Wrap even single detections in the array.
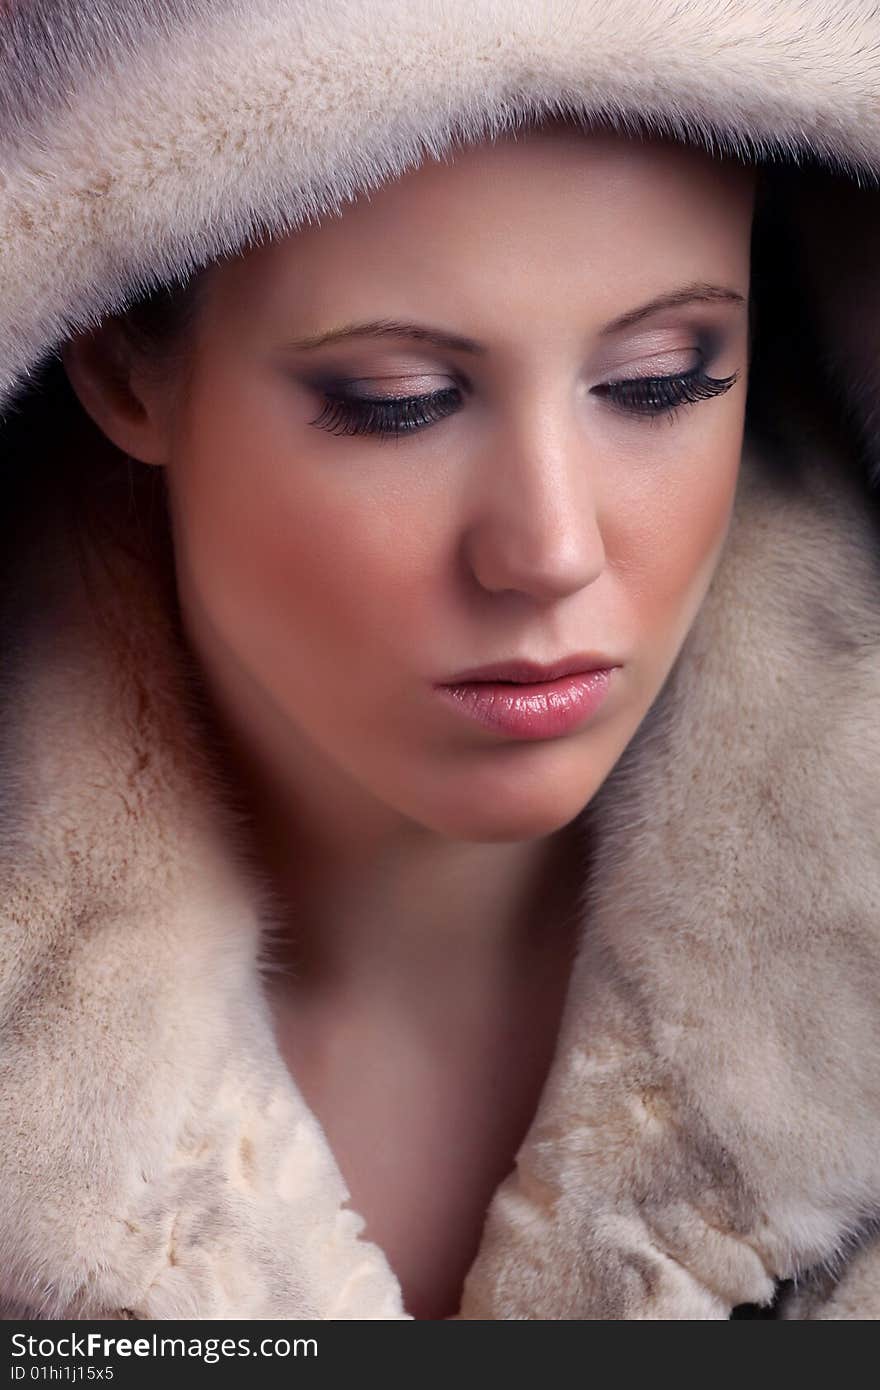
[{"xmin": 1, "ymin": 0, "xmax": 879, "ymax": 467}]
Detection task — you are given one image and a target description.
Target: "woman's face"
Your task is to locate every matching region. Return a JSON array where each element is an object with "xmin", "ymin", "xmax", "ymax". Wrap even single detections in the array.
[{"xmin": 128, "ymin": 125, "xmax": 756, "ymax": 843}]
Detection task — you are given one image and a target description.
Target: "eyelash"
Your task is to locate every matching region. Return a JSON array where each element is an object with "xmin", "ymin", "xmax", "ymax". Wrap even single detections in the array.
[{"xmin": 307, "ymin": 365, "xmax": 740, "ymax": 440}]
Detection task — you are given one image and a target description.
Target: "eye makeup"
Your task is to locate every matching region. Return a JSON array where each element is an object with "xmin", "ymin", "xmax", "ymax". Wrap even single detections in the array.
[
  {"xmin": 299, "ymin": 313, "xmax": 744, "ymax": 441},
  {"xmin": 308, "ymin": 384, "xmax": 463, "ymax": 438},
  {"xmin": 305, "ymin": 359, "xmax": 740, "ymax": 440},
  {"xmin": 594, "ymin": 364, "xmax": 740, "ymax": 417}
]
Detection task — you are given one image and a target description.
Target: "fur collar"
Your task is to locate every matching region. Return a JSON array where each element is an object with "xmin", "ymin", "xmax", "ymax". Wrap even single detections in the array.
[
  {"xmin": 1, "ymin": 0, "xmax": 880, "ymax": 1319},
  {"xmin": 1, "ymin": 412, "xmax": 878, "ymax": 1320}
]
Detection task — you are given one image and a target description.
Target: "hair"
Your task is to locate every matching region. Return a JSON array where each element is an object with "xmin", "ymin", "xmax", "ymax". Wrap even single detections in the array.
[{"xmin": 0, "ymin": 268, "xmax": 209, "ymax": 600}]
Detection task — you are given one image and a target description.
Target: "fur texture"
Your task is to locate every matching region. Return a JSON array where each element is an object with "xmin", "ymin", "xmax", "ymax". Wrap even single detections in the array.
[{"xmin": 1, "ymin": 0, "xmax": 880, "ymax": 1319}]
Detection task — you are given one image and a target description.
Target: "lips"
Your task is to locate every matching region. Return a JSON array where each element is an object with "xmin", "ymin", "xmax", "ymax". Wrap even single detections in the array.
[
  {"xmin": 440, "ymin": 652, "xmax": 617, "ymax": 685},
  {"xmin": 435, "ymin": 666, "xmax": 616, "ymax": 739}
]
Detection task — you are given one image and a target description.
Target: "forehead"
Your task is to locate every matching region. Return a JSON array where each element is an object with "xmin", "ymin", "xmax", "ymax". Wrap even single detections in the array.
[{"xmin": 201, "ymin": 127, "xmax": 755, "ymax": 338}]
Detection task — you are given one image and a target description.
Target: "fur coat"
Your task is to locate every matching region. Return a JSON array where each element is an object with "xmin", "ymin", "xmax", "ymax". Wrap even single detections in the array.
[{"xmin": 1, "ymin": 0, "xmax": 879, "ymax": 1320}]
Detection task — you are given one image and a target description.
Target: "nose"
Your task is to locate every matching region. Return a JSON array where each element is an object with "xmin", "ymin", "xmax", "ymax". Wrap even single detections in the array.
[{"xmin": 462, "ymin": 406, "xmax": 606, "ymax": 602}]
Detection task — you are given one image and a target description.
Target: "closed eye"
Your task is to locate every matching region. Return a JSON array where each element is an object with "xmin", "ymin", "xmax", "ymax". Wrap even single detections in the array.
[
  {"xmin": 306, "ymin": 365, "xmax": 740, "ymax": 440},
  {"xmin": 592, "ymin": 365, "xmax": 740, "ymax": 417},
  {"xmin": 307, "ymin": 385, "xmax": 462, "ymax": 439}
]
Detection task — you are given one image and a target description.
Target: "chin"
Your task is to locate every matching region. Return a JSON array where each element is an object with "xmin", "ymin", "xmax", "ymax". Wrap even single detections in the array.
[{"xmin": 412, "ymin": 788, "xmax": 594, "ymax": 845}]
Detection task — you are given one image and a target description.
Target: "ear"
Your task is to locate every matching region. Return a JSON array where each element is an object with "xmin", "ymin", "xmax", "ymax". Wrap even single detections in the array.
[{"xmin": 61, "ymin": 320, "xmax": 172, "ymax": 467}]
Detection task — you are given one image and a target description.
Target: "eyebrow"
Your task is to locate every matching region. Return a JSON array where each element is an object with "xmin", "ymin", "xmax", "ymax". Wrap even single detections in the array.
[
  {"xmin": 597, "ymin": 282, "xmax": 747, "ymax": 336},
  {"xmin": 285, "ymin": 282, "xmax": 747, "ymax": 356}
]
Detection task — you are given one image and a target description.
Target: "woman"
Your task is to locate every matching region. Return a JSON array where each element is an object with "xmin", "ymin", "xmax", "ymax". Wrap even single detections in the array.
[{"xmin": 0, "ymin": 2, "xmax": 878, "ymax": 1321}]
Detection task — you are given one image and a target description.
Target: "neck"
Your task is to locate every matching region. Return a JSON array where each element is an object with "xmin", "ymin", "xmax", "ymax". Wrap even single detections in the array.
[{"xmin": 259, "ymin": 811, "xmax": 588, "ymax": 1001}]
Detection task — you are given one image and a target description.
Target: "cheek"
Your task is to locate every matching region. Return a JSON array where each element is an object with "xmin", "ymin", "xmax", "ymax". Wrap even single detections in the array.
[
  {"xmin": 605, "ymin": 413, "xmax": 742, "ymax": 653},
  {"xmin": 169, "ymin": 384, "xmax": 436, "ymax": 693}
]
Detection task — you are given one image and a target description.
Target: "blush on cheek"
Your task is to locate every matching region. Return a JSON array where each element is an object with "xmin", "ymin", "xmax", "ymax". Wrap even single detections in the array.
[
  {"xmin": 622, "ymin": 437, "xmax": 742, "ymax": 655},
  {"xmin": 175, "ymin": 471, "xmax": 407, "ymax": 742}
]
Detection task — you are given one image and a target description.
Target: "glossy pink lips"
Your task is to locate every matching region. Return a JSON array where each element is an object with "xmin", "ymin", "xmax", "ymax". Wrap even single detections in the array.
[{"xmin": 435, "ymin": 667, "xmax": 615, "ymax": 739}]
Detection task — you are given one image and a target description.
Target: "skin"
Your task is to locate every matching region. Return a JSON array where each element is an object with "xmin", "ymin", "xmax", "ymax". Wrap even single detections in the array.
[{"xmin": 63, "ymin": 120, "xmax": 756, "ymax": 1318}]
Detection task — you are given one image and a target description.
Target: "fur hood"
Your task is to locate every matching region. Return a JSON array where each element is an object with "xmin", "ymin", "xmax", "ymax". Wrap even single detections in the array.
[{"xmin": 1, "ymin": 0, "xmax": 880, "ymax": 1320}]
